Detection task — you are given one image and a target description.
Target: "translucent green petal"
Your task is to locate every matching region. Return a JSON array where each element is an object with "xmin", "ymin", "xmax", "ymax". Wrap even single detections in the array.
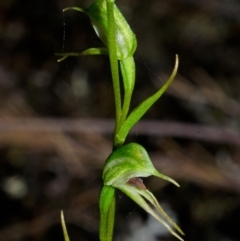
[
  {"xmin": 117, "ymin": 185, "xmax": 184, "ymax": 241},
  {"xmin": 139, "ymin": 189, "xmax": 184, "ymax": 235}
]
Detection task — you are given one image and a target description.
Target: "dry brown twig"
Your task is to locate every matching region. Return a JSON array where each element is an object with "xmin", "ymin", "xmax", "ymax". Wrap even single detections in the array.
[{"xmin": 0, "ymin": 118, "xmax": 239, "ymax": 146}]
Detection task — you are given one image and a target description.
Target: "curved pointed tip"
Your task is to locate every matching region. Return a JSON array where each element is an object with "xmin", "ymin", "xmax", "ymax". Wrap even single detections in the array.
[
  {"xmin": 63, "ymin": 7, "xmax": 86, "ymax": 13},
  {"xmin": 60, "ymin": 210, "xmax": 64, "ymax": 219},
  {"xmin": 171, "ymin": 179, "xmax": 180, "ymax": 187},
  {"xmin": 175, "ymin": 54, "xmax": 179, "ymax": 63},
  {"xmin": 174, "ymin": 54, "xmax": 179, "ymax": 74},
  {"xmin": 154, "ymin": 171, "xmax": 180, "ymax": 187},
  {"xmin": 57, "ymin": 55, "xmax": 68, "ymax": 62}
]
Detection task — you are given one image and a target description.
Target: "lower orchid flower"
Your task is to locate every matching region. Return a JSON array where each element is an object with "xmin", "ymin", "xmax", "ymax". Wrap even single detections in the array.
[{"xmin": 100, "ymin": 142, "xmax": 184, "ymax": 241}]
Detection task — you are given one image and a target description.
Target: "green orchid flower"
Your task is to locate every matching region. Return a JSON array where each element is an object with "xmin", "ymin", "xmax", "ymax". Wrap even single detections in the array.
[{"xmin": 100, "ymin": 143, "xmax": 184, "ymax": 241}]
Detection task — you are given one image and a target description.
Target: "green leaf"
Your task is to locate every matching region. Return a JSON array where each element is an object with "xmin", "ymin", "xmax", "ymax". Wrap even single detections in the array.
[
  {"xmin": 120, "ymin": 56, "xmax": 136, "ymax": 122},
  {"xmin": 60, "ymin": 211, "xmax": 71, "ymax": 241},
  {"xmin": 116, "ymin": 55, "xmax": 179, "ymax": 144},
  {"xmin": 55, "ymin": 47, "xmax": 109, "ymax": 62}
]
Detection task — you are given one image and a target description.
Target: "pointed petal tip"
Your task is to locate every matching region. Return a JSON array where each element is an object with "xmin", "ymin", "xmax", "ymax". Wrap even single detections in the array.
[
  {"xmin": 173, "ymin": 180, "xmax": 180, "ymax": 187},
  {"xmin": 153, "ymin": 170, "xmax": 180, "ymax": 187}
]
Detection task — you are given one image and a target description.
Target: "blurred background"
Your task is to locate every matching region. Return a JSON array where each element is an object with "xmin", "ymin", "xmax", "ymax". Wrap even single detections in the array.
[{"xmin": 0, "ymin": 0, "xmax": 240, "ymax": 240}]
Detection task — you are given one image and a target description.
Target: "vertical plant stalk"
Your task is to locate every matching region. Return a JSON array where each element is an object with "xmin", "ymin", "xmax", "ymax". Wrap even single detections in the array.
[
  {"xmin": 106, "ymin": 0, "xmax": 122, "ymax": 144},
  {"xmin": 101, "ymin": 2, "xmax": 119, "ymax": 241},
  {"xmin": 101, "ymin": 195, "xmax": 116, "ymax": 241},
  {"xmin": 99, "ymin": 185, "xmax": 116, "ymax": 241}
]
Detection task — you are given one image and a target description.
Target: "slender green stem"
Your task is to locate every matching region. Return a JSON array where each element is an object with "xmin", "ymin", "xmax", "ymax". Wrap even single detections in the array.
[
  {"xmin": 106, "ymin": 0, "xmax": 122, "ymax": 146},
  {"xmin": 104, "ymin": 3, "xmax": 119, "ymax": 240},
  {"xmin": 100, "ymin": 186, "xmax": 116, "ymax": 241},
  {"xmin": 105, "ymin": 195, "xmax": 116, "ymax": 241}
]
